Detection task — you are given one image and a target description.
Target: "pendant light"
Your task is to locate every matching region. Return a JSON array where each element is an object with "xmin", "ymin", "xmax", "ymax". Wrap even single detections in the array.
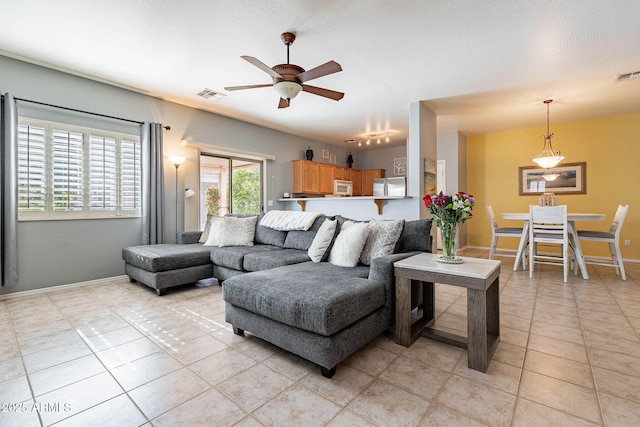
[{"xmin": 532, "ymin": 99, "xmax": 564, "ymax": 168}]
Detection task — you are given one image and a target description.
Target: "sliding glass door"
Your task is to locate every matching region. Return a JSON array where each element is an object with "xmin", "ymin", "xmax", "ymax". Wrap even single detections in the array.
[{"xmin": 199, "ymin": 153, "xmax": 262, "ymax": 228}]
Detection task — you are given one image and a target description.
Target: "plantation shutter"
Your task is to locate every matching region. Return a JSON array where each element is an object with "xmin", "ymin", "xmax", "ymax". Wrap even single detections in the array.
[
  {"xmin": 120, "ymin": 138, "xmax": 141, "ymax": 211},
  {"xmin": 17, "ymin": 124, "xmax": 46, "ymax": 211},
  {"xmin": 89, "ymin": 135, "xmax": 117, "ymax": 210},
  {"xmin": 51, "ymin": 129, "xmax": 84, "ymax": 211}
]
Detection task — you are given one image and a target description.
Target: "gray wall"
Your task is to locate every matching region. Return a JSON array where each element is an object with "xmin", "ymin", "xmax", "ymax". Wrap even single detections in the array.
[
  {"xmin": 0, "ymin": 55, "xmax": 351, "ymax": 294},
  {"xmin": 356, "ymin": 144, "xmax": 407, "ymax": 175}
]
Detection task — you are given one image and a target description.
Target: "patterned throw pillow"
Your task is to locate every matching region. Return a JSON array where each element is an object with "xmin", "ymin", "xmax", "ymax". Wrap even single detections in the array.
[
  {"xmin": 328, "ymin": 221, "xmax": 370, "ymax": 267},
  {"xmin": 360, "ymin": 220, "xmax": 405, "ymax": 265},
  {"xmin": 307, "ymin": 219, "xmax": 337, "ymax": 262},
  {"xmin": 218, "ymin": 216, "xmax": 258, "ymax": 247}
]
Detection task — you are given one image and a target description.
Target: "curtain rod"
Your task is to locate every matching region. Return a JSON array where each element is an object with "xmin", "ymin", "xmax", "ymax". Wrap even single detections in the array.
[{"xmin": 11, "ymin": 96, "xmax": 171, "ymax": 130}]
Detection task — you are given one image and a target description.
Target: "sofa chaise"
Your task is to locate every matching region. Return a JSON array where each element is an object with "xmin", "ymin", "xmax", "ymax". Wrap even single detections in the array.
[{"xmin": 123, "ymin": 212, "xmax": 432, "ymax": 377}]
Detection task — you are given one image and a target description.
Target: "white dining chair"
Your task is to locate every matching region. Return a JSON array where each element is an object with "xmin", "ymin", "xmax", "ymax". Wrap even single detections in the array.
[
  {"xmin": 529, "ymin": 205, "xmax": 571, "ymax": 282},
  {"xmin": 577, "ymin": 204, "xmax": 629, "ymax": 280},
  {"xmin": 486, "ymin": 205, "xmax": 526, "ymax": 268}
]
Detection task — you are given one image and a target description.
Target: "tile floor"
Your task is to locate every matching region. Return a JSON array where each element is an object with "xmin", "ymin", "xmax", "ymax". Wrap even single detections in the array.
[{"xmin": 1, "ymin": 249, "xmax": 639, "ymax": 426}]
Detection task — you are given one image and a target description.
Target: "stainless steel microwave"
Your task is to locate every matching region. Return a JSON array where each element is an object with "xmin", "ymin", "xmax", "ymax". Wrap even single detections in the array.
[{"xmin": 333, "ymin": 180, "xmax": 352, "ymax": 196}]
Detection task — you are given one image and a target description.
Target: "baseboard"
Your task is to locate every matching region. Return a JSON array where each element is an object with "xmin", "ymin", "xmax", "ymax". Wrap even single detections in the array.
[
  {"xmin": 465, "ymin": 245, "xmax": 639, "ymax": 264},
  {"xmin": 0, "ymin": 275, "xmax": 129, "ymax": 300}
]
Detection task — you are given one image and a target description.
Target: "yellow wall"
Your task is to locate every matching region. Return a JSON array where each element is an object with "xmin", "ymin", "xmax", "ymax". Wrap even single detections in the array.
[{"xmin": 467, "ymin": 112, "xmax": 640, "ymax": 261}]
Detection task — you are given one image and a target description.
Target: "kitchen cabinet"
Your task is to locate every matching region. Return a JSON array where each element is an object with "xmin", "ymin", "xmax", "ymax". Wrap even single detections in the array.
[
  {"xmin": 318, "ymin": 163, "xmax": 334, "ymax": 194},
  {"xmin": 334, "ymin": 166, "xmax": 350, "ymax": 181},
  {"xmin": 291, "ymin": 160, "xmax": 384, "ymax": 197},
  {"xmin": 292, "ymin": 160, "xmax": 319, "ymax": 194},
  {"xmin": 361, "ymin": 169, "xmax": 385, "ymax": 196},
  {"xmin": 350, "ymin": 169, "xmax": 362, "ymax": 196}
]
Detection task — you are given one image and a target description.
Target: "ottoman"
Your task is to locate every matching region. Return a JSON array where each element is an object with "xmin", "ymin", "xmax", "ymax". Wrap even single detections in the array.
[{"xmin": 122, "ymin": 244, "xmax": 214, "ymax": 295}]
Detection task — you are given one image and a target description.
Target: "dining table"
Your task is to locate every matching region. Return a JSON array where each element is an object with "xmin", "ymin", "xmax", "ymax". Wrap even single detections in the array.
[{"xmin": 501, "ymin": 212, "xmax": 605, "ymax": 280}]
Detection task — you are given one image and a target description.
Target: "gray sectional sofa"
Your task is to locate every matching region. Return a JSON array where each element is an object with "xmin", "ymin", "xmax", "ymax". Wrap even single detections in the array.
[{"xmin": 122, "ymin": 213, "xmax": 432, "ymax": 377}]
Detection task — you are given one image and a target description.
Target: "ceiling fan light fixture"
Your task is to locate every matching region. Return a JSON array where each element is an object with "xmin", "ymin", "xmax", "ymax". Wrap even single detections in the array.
[
  {"xmin": 532, "ymin": 100, "xmax": 564, "ymax": 169},
  {"xmin": 274, "ymin": 81, "xmax": 302, "ymax": 99}
]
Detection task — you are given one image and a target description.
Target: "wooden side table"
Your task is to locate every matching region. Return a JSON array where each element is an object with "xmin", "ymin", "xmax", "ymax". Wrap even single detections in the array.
[{"xmin": 393, "ymin": 253, "xmax": 501, "ymax": 372}]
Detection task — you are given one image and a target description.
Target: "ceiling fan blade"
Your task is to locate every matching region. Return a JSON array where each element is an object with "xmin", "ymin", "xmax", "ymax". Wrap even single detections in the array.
[
  {"xmin": 241, "ymin": 56, "xmax": 282, "ymax": 78},
  {"xmin": 278, "ymin": 98, "xmax": 290, "ymax": 109},
  {"xmin": 297, "ymin": 60, "xmax": 342, "ymax": 83},
  {"xmin": 302, "ymin": 84, "xmax": 344, "ymax": 101},
  {"xmin": 224, "ymin": 84, "xmax": 273, "ymax": 91}
]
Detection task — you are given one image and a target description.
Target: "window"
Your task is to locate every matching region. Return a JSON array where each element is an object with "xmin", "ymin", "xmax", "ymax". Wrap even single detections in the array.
[
  {"xmin": 199, "ymin": 153, "xmax": 263, "ymax": 228},
  {"xmin": 18, "ymin": 118, "xmax": 141, "ymax": 220}
]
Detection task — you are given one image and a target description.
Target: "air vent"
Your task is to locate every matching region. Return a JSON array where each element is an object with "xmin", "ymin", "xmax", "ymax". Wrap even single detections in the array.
[
  {"xmin": 615, "ymin": 71, "xmax": 640, "ymax": 82},
  {"xmin": 196, "ymin": 88, "xmax": 226, "ymax": 100}
]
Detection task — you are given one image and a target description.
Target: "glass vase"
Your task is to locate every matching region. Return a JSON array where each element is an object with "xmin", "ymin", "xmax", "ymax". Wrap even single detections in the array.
[{"xmin": 438, "ymin": 222, "xmax": 463, "ymax": 264}]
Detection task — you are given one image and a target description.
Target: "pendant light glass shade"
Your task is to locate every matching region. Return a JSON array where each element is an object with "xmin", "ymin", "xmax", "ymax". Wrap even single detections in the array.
[{"xmin": 532, "ymin": 100, "xmax": 564, "ymax": 168}]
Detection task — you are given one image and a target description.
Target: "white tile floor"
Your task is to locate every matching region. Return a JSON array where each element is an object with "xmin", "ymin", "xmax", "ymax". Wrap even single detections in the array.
[{"xmin": 1, "ymin": 249, "xmax": 639, "ymax": 426}]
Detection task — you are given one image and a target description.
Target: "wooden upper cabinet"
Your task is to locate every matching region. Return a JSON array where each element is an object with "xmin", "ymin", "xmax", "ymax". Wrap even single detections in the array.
[
  {"xmin": 292, "ymin": 160, "xmax": 319, "ymax": 194},
  {"xmin": 291, "ymin": 160, "xmax": 384, "ymax": 197},
  {"xmin": 350, "ymin": 169, "xmax": 362, "ymax": 196},
  {"xmin": 361, "ymin": 169, "xmax": 385, "ymax": 196},
  {"xmin": 334, "ymin": 166, "xmax": 350, "ymax": 181},
  {"xmin": 318, "ymin": 163, "xmax": 334, "ymax": 194}
]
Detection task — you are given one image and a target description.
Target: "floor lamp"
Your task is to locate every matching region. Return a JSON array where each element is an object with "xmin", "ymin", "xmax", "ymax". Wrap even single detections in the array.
[{"xmin": 168, "ymin": 155, "xmax": 186, "ymax": 239}]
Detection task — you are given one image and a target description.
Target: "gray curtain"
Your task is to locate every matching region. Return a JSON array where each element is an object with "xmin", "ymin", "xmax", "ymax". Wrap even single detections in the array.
[
  {"xmin": 1, "ymin": 93, "xmax": 19, "ymax": 286},
  {"xmin": 140, "ymin": 122, "xmax": 165, "ymax": 244}
]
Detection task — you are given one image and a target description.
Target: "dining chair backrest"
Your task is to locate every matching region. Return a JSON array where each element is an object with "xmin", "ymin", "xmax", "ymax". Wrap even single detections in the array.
[
  {"xmin": 529, "ymin": 205, "xmax": 570, "ymax": 282},
  {"xmin": 486, "ymin": 205, "xmax": 499, "ymax": 230},
  {"xmin": 609, "ymin": 204, "xmax": 629, "ymax": 237},
  {"xmin": 529, "ymin": 205, "xmax": 569, "ymax": 242},
  {"xmin": 530, "ymin": 205, "xmax": 567, "ymax": 227}
]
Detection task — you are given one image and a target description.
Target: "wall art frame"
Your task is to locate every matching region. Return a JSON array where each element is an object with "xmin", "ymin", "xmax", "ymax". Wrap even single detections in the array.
[{"xmin": 518, "ymin": 162, "xmax": 586, "ymax": 195}]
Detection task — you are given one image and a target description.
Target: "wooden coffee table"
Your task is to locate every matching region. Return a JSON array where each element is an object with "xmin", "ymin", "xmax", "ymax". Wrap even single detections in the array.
[{"xmin": 393, "ymin": 253, "xmax": 501, "ymax": 372}]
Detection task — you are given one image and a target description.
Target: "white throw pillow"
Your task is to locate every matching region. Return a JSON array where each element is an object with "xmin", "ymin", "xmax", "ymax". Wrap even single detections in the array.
[
  {"xmin": 218, "ymin": 216, "xmax": 258, "ymax": 247},
  {"xmin": 199, "ymin": 214, "xmax": 214, "ymax": 243},
  {"xmin": 308, "ymin": 219, "xmax": 337, "ymax": 262},
  {"xmin": 203, "ymin": 216, "xmax": 225, "ymax": 246},
  {"xmin": 329, "ymin": 221, "xmax": 370, "ymax": 267},
  {"xmin": 360, "ymin": 220, "xmax": 404, "ymax": 265}
]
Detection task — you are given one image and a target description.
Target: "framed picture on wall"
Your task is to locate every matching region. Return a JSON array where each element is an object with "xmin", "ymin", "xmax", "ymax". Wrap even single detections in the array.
[
  {"xmin": 329, "ymin": 154, "xmax": 336, "ymax": 164},
  {"xmin": 518, "ymin": 162, "xmax": 586, "ymax": 195},
  {"xmin": 394, "ymin": 157, "xmax": 407, "ymax": 175},
  {"xmin": 322, "ymin": 149, "xmax": 330, "ymax": 159}
]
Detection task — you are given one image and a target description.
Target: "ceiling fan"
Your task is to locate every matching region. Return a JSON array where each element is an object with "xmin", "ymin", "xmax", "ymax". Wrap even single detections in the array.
[{"xmin": 224, "ymin": 32, "xmax": 344, "ymax": 109}]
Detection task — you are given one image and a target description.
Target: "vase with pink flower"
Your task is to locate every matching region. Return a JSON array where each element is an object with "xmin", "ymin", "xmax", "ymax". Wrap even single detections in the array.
[{"xmin": 423, "ymin": 191, "xmax": 475, "ymax": 264}]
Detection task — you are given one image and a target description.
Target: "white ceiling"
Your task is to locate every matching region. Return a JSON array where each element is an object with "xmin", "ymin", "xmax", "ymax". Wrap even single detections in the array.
[{"xmin": 1, "ymin": 0, "xmax": 639, "ymax": 149}]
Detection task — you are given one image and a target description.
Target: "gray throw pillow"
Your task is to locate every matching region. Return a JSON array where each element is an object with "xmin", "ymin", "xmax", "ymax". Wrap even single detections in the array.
[
  {"xmin": 360, "ymin": 220, "xmax": 405, "ymax": 265},
  {"xmin": 394, "ymin": 219, "xmax": 433, "ymax": 253}
]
